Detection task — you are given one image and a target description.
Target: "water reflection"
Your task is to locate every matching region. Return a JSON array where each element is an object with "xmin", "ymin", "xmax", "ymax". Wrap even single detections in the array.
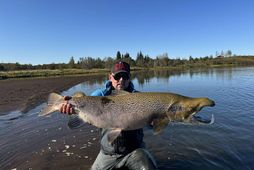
[
  {"xmin": 132, "ymin": 69, "xmax": 185, "ymax": 86},
  {"xmin": 131, "ymin": 67, "xmax": 241, "ymax": 87},
  {"xmin": 60, "ymin": 67, "xmax": 254, "ymax": 101},
  {"xmin": 66, "ymin": 67, "xmax": 246, "ymax": 92}
]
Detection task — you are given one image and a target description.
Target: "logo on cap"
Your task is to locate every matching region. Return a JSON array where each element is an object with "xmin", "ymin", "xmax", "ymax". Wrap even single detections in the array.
[{"xmin": 111, "ymin": 62, "xmax": 130, "ymax": 74}]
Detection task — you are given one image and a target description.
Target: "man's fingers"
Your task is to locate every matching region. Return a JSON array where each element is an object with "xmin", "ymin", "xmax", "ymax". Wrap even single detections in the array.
[
  {"xmin": 60, "ymin": 103, "xmax": 75, "ymax": 115},
  {"xmin": 60, "ymin": 103, "xmax": 64, "ymax": 113},
  {"xmin": 66, "ymin": 104, "xmax": 72, "ymax": 115},
  {"xmin": 62, "ymin": 104, "xmax": 67, "ymax": 113}
]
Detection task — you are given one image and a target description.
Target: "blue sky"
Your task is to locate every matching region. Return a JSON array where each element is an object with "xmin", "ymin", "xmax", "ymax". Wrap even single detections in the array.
[{"xmin": 0, "ymin": 0, "xmax": 254, "ymax": 65}]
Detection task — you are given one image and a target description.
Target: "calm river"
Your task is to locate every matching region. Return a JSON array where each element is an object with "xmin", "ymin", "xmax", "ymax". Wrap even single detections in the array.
[{"xmin": 1, "ymin": 67, "xmax": 254, "ymax": 170}]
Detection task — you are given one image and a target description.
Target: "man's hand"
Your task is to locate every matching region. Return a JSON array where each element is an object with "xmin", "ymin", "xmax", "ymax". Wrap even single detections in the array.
[{"xmin": 59, "ymin": 96, "xmax": 75, "ymax": 115}]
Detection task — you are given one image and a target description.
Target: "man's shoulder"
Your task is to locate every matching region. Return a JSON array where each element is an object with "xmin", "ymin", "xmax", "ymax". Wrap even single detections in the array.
[
  {"xmin": 90, "ymin": 81, "xmax": 112, "ymax": 96},
  {"xmin": 90, "ymin": 89, "xmax": 104, "ymax": 96}
]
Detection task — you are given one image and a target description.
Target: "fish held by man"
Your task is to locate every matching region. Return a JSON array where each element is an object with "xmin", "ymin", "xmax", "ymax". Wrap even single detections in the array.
[{"xmin": 39, "ymin": 91, "xmax": 215, "ymax": 143}]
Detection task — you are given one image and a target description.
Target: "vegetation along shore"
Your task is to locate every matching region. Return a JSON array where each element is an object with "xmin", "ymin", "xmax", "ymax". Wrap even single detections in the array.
[{"xmin": 1, "ymin": 51, "xmax": 254, "ymax": 79}]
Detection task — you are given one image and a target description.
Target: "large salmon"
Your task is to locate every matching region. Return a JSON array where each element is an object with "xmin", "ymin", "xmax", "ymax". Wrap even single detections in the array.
[{"xmin": 40, "ymin": 91, "xmax": 215, "ymax": 143}]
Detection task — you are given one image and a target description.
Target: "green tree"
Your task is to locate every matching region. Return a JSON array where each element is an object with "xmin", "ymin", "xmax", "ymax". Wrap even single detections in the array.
[
  {"xmin": 0, "ymin": 64, "xmax": 4, "ymax": 71},
  {"xmin": 156, "ymin": 53, "xmax": 169, "ymax": 67},
  {"xmin": 104, "ymin": 57, "xmax": 115, "ymax": 69},
  {"xmin": 226, "ymin": 50, "xmax": 232, "ymax": 57},
  {"xmin": 116, "ymin": 51, "xmax": 122, "ymax": 60},
  {"xmin": 144, "ymin": 55, "xmax": 153, "ymax": 67},
  {"xmin": 68, "ymin": 56, "xmax": 75, "ymax": 68},
  {"xmin": 123, "ymin": 53, "xmax": 130, "ymax": 59},
  {"xmin": 136, "ymin": 51, "xmax": 144, "ymax": 67}
]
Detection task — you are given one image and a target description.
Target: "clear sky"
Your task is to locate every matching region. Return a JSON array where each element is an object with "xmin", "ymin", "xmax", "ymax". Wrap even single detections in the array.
[{"xmin": 0, "ymin": 0, "xmax": 254, "ymax": 65}]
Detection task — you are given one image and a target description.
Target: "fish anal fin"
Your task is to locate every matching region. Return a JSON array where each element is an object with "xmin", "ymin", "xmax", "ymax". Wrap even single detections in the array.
[
  {"xmin": 107, "ymin": 129, "xmax": 122, "ymax": 144},
  {"xmin": 152, "ymin": 116, "xmax": 169, "ymax": 135}
]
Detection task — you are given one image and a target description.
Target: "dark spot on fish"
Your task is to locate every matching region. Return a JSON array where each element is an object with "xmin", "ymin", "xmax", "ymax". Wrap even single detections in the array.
[
  {"xmin": 168, "ymin": 104, "xmax": 184, "ymax": 114},
  {"xmin": 101, "ymin": 97, "xmax": 114, "ymax": 105}
]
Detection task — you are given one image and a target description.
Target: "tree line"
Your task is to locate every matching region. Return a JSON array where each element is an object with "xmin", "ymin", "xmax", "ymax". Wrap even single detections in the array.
[{"xmin": 1, "ymin": 50, "xmax": 254, "ymax": 71}]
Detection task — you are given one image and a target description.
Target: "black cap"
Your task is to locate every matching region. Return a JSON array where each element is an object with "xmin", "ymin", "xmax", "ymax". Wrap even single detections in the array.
[{"xmin": 111, "ymin": 61, "xmax": 130, "ymax": 74}]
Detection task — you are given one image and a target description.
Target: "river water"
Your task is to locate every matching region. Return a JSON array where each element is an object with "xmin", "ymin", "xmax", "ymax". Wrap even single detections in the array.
[{"xmin": 1, "ymin": 67, "xmax": 254, "ymax": 170}]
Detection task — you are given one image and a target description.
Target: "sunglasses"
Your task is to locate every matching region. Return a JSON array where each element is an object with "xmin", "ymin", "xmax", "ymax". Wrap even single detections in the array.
[{"xmin": 113, "ymin": 73, "xmax": 130, "ymax": 81}]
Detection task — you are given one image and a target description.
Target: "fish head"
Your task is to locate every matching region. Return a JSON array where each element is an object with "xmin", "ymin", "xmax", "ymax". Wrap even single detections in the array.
[
  {"xmin": 167, "ymin": 97, "xmax": 215, "ymax": 124},
  {"xmin": 190, "ymin": 97, "xmax": 215, "ymax": 112}
]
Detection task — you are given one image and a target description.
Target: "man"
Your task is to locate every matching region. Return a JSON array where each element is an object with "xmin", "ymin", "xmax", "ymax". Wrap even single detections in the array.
[{"xmin": 60, "ymin": 61, "xmax": 157, "ymax": 170}]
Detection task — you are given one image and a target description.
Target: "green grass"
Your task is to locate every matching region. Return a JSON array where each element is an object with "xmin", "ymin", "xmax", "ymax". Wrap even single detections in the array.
[{"xmin": 0, "ymin": 68, "xmax": 109, "ymax": 79}]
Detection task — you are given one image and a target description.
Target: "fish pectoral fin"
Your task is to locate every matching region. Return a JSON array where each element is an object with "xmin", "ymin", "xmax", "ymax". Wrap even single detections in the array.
[
  {"xmin": 152, "ymin": 116, "xmax": 169, "ymax": 135},
  {"xmin": 68, "ymin": 115, "xmax": 85, "ymax": 129},
  {"xmin": 107, "ymin": 129, "xmax": 122, "ymax": 144}
]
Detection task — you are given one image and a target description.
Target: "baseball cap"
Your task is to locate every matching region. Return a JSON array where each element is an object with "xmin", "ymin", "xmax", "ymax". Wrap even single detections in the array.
[{"xmin": 111, "ymin": 61, "xmax": 130, "ymax": 75}]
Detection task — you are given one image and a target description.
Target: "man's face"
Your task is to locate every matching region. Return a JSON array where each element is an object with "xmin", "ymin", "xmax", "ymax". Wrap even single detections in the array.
[{"xmin": 109, "ymin": 72, "xmax": 131, "ymax": 90}]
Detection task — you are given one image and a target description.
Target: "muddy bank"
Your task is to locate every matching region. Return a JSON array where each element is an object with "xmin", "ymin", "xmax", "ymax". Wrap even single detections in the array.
[
  {"xmin": 0, "ymin": 75, "xmax": 106, "ymax": 115},
  {"xmin": 0, "ymin": 75, "xmax": 107, "ymax": 170}
]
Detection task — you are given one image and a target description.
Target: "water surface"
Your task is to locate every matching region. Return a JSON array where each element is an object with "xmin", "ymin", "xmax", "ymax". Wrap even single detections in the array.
[{"xmin": 1, "ymin": 67, "xmax": 254, "ymax": 169}]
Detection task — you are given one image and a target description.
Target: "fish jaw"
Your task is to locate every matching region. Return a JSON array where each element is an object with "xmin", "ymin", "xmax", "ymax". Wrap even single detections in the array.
[
  {"xmin": 189, "ymin": 114, "xmax": 215, "ymax": 124},
  {"xmin": 196, "ymin": 98, "xmax": 215, "ymax": 112},
  {"xmin": 167, "ymin": 98, "xmax": 215, "ymax": 124},
  {"xmin": 185, "ymin": 98, "xmax": 215, "ymax": 124}
]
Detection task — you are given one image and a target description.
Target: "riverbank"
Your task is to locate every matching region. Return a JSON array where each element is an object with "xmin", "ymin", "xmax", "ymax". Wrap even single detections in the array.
[
  {"xmin": 0, "ymin": 74, "xmax": 106, "ymax": 115},
  {"xmin": 2, "ymin": 60, "xmax": 254, "ymax": 80}
]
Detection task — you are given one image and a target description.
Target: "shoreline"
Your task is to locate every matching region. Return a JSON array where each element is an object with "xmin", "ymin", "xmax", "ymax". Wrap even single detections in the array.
[
  {"xmin": 0, "ymin": 74, "xmax": 106, "ymax": 115},
  {"xmin": 0, "ymin": 74, "xmax": 106, "ymax": 169},
  {"xmin": 2, "ymin": 64, "xmax": 254, "ymax": 80}
]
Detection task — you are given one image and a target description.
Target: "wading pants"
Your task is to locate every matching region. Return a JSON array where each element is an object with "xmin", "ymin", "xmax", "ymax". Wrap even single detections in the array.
[{"xmin": 91, "ymin": 148, "xmax": 158, "ymax": 170}]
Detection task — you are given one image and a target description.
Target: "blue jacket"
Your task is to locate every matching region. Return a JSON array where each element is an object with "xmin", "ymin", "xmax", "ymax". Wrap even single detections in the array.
[{"xmin": 91, "ymin": 81, "xmax": 145, "ymax": 155}]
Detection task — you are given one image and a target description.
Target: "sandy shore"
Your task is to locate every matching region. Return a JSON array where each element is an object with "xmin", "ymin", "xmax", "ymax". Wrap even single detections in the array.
[
  {"xmin": 0, "ymin": 75, "xmax": 106, "ymax": 170},
  {"xmin": 0, "ymin": 75, "xmax": 106, "ymax": 115}
]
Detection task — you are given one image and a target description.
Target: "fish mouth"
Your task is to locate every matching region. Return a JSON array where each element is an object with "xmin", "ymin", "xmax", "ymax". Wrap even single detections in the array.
[
  {"xmin": 187, "ymin": 99, "xmax": 215, "ymax": 124},
  {"xmin": 188, "ymin": 113, "xmax": 215, "ymax": 124}
]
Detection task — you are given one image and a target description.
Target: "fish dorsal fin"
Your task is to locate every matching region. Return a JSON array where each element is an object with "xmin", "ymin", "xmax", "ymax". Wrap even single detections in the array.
[
  {"xmin": 107, "ymin": 128, "xmax": 122, "ymax": 144},
  {"xmin": 110, "ymin": 90, "xmax": 130, "ymax": 96},
  {"xmin": 152, "ymin": 115, "xmax": 169, "ymax": 134},
  {"xmin": 68, "ymin": 115, "xmax": 85, "ymax": 129},
  {"xmin": 73, "ymin": 92, "xmax": 86, "ymax": 98}
]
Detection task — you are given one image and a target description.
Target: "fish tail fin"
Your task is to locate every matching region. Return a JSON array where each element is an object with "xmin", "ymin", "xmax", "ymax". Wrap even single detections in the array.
[{"xmin": 39, "ymin": 93, "xmax": 64, "ymax": 116}]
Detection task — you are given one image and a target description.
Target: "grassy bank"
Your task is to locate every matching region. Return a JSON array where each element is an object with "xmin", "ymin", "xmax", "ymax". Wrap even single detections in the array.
[
  {"xmin": 0, "ymin": 63, "xmax": 253, "ymax": 80},
  {"xmin": 0, "ymin": 68, "xmax": 109, "ymax": 79}
]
